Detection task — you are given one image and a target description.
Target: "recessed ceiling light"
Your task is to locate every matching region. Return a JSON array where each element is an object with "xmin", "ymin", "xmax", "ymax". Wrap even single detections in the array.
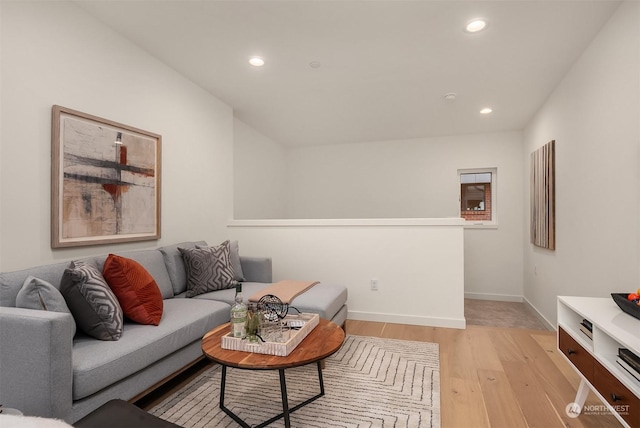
[
  {"xmin": 249, "ymin": 56, "xmax": 264, "ymax": 67},
  {"xmin": 309, "ymin": 61, "xmax": 321, "ymax": 69},
  {"xmin": 444, "ymin": 93, "xmax": 457, "ymax": 101},
  {"xmin": 465, "ymin": 18, "xmax": 488, "ymax": 33},
  {"xmin": 480, "ymin": 107, "xmax": 493, "ymax": 114}
]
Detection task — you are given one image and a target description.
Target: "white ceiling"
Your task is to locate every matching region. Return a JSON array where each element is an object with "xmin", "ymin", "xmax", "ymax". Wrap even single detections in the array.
[{"xmin": 76, "ymin": 0, "xmax": 621, "ymax": 147}]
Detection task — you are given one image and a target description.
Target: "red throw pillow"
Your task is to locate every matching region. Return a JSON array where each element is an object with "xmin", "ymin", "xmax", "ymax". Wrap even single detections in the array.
[{"xmin": 102, "ymin": 254, "xmax": 163, "ymax": 325}]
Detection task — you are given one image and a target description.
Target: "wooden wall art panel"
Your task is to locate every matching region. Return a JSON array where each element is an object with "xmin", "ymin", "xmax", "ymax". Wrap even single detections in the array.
[{"xmin": 531, "ymin": 140, "xmax": 555, "ymax": 250}]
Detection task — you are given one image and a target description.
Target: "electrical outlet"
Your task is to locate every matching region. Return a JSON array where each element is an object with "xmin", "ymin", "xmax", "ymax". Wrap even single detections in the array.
[{"xmin": 371, "ymin": 279, "xmax": 379, "ymax": 291}]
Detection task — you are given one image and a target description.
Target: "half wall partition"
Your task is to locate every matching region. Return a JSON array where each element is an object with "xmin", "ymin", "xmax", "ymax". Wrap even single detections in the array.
[{"xmin": 228, "ymin": 218, "xmax": 465, "ymax": 329}]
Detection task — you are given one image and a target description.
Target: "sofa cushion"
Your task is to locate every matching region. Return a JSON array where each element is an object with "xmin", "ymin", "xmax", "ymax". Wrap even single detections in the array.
[
  {"xmin": 229, "ymin": 240, "xmax": 246, "ymax": 282},
  {"xmin": 94, "ymin": 250, "xmax": 174, "ymax": 300},
  {"xmin": 238, "ymin": 256, "xmax": 273, "ymax": 283},
  {"xmin": 287, "ymin": 282, "xmax": 348, "ymax": 321},
  {"xmin": 70, "ymin": 298, "xmax": 230, "ymax": 400},
  {"xmin": 60, "ymin": 261, "xmax": 124, "ymax": 341},
  {"xmin": 16, "ymin": 275, "xmax": 77, "ymax": 336},
  {"xmin": 0, "ymin": 259, "xmax": 97, "ymax": 308},
  {"xmin": 192, "ymin": 281, "xmax": 348, "ymax": 321},
  {"xmin": 102, "ymin": 254, "xmax": 163, "ymax": 326},
  {"xmin": 179, "ymin": 241, "xmax": 237, "ymax": 297},
  {"xmin": 158, "ymin": 241, "xmax": 207, "ymax": 295}
]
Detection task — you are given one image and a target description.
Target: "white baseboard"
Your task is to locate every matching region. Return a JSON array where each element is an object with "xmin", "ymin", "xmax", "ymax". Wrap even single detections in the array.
[
  {"xmin": 347, "ymin": 298, "xmax": 554, "ymax": 332},
  {"xmin": 464, "ymin": 292, "xmax": 523, "ymax": 302},
  {"xmin": 347, "ymin": 310, "xmax": 466, "ymax": 329},
  {"xmin": 522, "ymin": 297, "xmax": 555, "ymax": 331}
]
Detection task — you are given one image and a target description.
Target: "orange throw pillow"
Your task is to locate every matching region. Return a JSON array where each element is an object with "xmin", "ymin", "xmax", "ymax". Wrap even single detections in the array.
[{"xmin": 103, "ymin": 254, "xmax": 163, "ymax": 325}]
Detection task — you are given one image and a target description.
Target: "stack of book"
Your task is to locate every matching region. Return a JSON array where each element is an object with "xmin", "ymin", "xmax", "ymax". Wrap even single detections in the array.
[
  {"xmin": 617, "ymin": 348, "xmax": 640, "ymax": 382},
  {"xmin": 579, "ymin": 319, "xmax": 593, "ymax": 340}
]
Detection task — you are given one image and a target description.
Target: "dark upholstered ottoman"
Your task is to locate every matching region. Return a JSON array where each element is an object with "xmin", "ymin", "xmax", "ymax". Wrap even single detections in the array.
[{"xmin": 74, "ymin": 399, "xmax": 181, "ymax": 428}]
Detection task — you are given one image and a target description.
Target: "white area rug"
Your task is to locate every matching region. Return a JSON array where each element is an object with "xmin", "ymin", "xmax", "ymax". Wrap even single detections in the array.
[{"xmin": 150, "ymin": 335, "xmax": 440, "ymax": 428}]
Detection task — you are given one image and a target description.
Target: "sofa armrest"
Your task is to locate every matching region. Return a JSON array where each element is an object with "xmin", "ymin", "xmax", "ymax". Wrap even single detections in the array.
[
  {"xmin": 0, "ymin": 307, "xmax": 73, "ymax": 421},
  {"xmin": 239, "ymin": 257, "xmax": 272, "ymax": 283}
]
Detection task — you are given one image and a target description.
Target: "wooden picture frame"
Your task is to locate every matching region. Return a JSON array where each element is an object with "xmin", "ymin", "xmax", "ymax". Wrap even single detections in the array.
[
  {"xmin": 530, "ymin": 140, "xmax": 555, "ymax": 250},
  {"xmin": 51, "ymin": 105, "xmax": 161, "ymax": 248}
]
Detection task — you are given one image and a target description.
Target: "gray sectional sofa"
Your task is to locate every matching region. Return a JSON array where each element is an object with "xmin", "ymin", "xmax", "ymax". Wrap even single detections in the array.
[{"xmin": 0, "ymin": 241, "xmax": 348, "ymax": 423}]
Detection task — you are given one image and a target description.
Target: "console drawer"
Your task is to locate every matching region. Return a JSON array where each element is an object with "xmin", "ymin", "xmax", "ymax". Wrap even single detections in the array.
[
  {"xmin": 559, "ymin": 327, "xmax": 594, "ymax": 382},
  {"xmin": 594, "ymin": 360, "xmax": 640, "ymax": 427}
]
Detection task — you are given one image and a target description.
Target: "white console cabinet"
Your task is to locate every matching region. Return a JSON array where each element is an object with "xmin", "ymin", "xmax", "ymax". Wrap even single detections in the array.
[{"xmin": 557, "ymin": 296, "xmax": 640, "ymax": 427}]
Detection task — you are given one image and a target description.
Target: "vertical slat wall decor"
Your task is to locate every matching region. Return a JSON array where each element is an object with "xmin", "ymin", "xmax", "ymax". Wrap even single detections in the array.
[{"xmin": 530, "ymin": 140, "xmax": 555, "ymax": 250}]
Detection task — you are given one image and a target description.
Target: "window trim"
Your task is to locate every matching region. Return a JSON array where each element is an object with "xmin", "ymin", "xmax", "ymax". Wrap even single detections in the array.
[{"xmin": 458, "ymin": 167, "xmax": 498, "ymax": 228}]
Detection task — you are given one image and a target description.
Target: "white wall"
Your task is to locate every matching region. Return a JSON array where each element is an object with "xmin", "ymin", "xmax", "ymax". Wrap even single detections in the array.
[
  {"xmin": 0, "ymin": 1, "xmax": 234, "ymax": 271},
  {"xmin": 523, "ymin": 1, "xmax": 640, "ymax": 326},
  {"xmin": 234, "ymin": 118, "xmax": 287, "ymax": 219},
  {"xmin": 286, "ymin": 137, "xmax": 459, "ymax": 219},
  {"xmin": 284, "ymin": 132, "xmax": 525, "ymax": 300}
]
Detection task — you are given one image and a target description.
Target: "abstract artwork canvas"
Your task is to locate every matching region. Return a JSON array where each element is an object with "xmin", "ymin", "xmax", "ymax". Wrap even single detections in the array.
[
  {"xmin": 51, "ymin": 106, "xmax": 161, "ymax": 248},
  {"xmin": 530, "ymin": 140, "xmax": 555, "ymax": 250}
]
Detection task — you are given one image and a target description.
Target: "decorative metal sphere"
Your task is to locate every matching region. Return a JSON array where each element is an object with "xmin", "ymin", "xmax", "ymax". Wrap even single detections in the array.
[{"xmin": 259, "ymin": 294, "xmax": 288, "ymax": 322}]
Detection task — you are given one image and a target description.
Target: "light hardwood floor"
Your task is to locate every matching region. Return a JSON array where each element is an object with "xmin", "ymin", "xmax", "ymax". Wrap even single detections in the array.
[
  {"xmin": 346, "ymin": 320, "xmax": 621, "ymax": 428},
  {"xmin": 138, "ymin": 320, "xmax": 622, "ymax": 428}
]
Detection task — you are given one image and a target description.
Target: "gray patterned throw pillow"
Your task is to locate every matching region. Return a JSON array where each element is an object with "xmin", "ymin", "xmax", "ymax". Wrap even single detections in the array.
[
  {"xmin": 60, "ymin": 261, "xmax": 124, "ymax": 341},
  {"xmin": 179, "ymin": 240, "xmax": 237, "ymax": 297},
  {"xmin": 199, "ymin": 240, "xmax": 245, "ymax": 282}
]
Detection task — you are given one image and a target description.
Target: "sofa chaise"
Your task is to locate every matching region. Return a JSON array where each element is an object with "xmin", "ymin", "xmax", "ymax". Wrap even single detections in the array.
[{"xmin": 0, "ymin": 241, "xmax": 348, "ymax": 423}]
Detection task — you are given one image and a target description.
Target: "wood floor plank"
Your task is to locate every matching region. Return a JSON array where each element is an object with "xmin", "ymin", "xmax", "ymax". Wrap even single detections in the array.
[
  {"xmin": 509, "ymin": 329, "xmax": 583, "ymax": 425},
  {"xmin": 491, "ymin": 328, "xmax": 531, "ymax": 364},
  {"xmin": 444, "ymin": 376, "xmax": 491, "ymax": 428},
  {"xmin": 501, "ymin": 360, "xmax": 566, "ymax": 428},
  {"xmin": 477, "ymin": 369, "xmax": 528, "ymax": 428},
  {"xmin": 441, "ymin": 327, "xmax": 479, "ymax": 382},
  {"xmin": 468, "ymin": 327, "xmax": 504, "ymax": 372},
  {"xmin": 438, "ymin": 349, "xmax": 456, "ymax": 427},
  {"xmin": 344, "ymin": 319, "xmax": 385, "ymax": 337},
  {"xmin": 379, "ymin": 321, "xmax": 438, "ymax": 342}
]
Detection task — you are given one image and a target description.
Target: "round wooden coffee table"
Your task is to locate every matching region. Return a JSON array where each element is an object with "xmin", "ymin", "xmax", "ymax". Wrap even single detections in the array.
[{"xmin": 202, "ymin": 318, "xmax": 345, "ymax": 428}]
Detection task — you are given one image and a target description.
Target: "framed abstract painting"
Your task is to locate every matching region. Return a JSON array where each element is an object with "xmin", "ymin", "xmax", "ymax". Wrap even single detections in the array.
[{"xmin": 51, "ymin": 105, "xmax": 161, "ymax": 248}]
